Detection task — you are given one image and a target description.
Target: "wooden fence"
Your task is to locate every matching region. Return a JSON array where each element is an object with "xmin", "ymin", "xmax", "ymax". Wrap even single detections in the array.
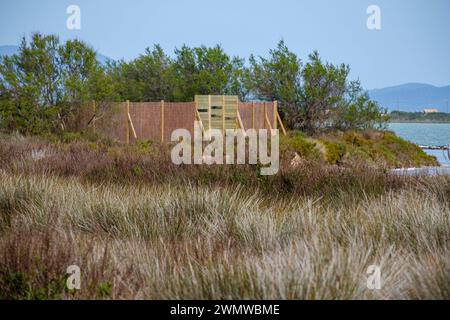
[{"xmin": 87, "ymin": 97, "xmax": 286, "ymax": 144}]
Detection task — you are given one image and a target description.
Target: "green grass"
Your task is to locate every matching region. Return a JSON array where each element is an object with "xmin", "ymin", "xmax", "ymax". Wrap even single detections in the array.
[{"xmin": 280, "ymin": 129, "xmax": 438, "ymax": 167}]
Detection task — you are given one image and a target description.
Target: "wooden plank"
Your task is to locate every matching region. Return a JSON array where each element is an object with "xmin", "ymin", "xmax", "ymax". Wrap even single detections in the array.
[
  {"xmin": 252, "ymin": 101, "xmax": 255, "ymax": 129},
  {"xmin": 263, "ymin": 102, "xmax": 267, "ymax": 129},
  {"xmin": 127, "ymin": 111, "xmax": 138, "ymax": 140},
  {"xmin": 208, "ymin": 95, "xmax": 211, "ymax": 131},
  {"xmin": 195, "ymin": 108, "xmax": 206, "ymax": 134},
  {"xmin": 265, "ymin": 111, "xmax": 273, "ymax": 131},
  {"xmin": 160, "ymin": 100, "xmax": 165, "ymax": 143},
  {"xmin": 92, "ymin": 100, "xmax": 96, "ymax": 133},
  {"xmin": 276, "ymin": 111, "xmax": 287, "ymax": 136},
  {"xmin": 237, "ymin": 110, "xmax": 246, "ymax": 133},
  {"xmin": 273, "ymin": 100, "xmax": 278, "ymax": 129},
  {"xmin": 125, "ymin": 101, "xmax": 130, "ymax": 144},
  {"xmin": 222, "ymin": 95, "xmax": 225, "ymax": 134}
]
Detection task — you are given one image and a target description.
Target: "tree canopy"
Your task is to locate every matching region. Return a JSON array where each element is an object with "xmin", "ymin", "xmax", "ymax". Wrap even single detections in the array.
[{"xmin": 0, "ymin": 33, "xmax": 387, "ymax": 134}]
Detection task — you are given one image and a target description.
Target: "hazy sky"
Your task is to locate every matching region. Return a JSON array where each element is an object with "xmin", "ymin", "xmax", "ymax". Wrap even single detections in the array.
[{"xmin": 0, "ymin": 0, "xmax": 449, "ymax": 89}]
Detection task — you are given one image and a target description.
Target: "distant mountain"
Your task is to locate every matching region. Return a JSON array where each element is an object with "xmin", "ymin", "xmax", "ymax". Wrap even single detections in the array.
[
  {"xmin": 369, "ymin": 83, "xmax": 450, "ymax": 113},
  {"xmin": 0, "ymin": 45, "xmax": 112, "ymax": 65}
]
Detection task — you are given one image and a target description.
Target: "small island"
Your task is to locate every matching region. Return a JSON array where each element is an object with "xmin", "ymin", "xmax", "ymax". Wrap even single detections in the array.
[{"xmin": 389, "ymin": 111, "xmax": 450, "ymax": 123}]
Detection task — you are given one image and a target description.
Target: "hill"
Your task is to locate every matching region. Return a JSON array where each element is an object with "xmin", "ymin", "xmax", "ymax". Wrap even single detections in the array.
[{"xmin": 369, "ymin": 83, "xmax": 450, "ymax": 112}]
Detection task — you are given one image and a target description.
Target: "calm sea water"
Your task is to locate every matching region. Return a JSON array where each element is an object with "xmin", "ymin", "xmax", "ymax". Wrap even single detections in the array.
[{"xmin": 388, "ymin": 123, "xmax": 450, "ymax": 166}]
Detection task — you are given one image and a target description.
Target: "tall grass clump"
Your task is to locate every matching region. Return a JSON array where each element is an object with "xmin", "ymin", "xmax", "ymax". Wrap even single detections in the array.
[{"xmin": 0, "ymin": 170, "xmax": 448, "ymax": 299}]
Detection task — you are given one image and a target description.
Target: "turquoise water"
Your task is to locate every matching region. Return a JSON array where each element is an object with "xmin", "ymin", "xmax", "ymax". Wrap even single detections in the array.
[{"xmin": 388, "ymin": 123, "xmax": 450, "ymax": 166}]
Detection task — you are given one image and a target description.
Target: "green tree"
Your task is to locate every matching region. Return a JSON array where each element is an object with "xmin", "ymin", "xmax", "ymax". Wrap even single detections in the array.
[
  {"xmin": 110, "ymin": 45, "xmax": 175, "ymax": 102},
  {"xmin": 58, "ymin": 39, "xmax": 109, "ymax": 129},
  {"xmin": 248, "ymin": 43, "xmax": 386, "ymax": 132},
  {"xmin": 0, "ymin": 34, "xmax": 388, "ymax": 135},
  {"xmin": 300, "ymin": 51, "xmax": 349, "ymax": 132},
  {"xmin": 0, "ymin": 34, "xmax": 62, "ymax": 133},
  {"xmin": 172, "ymin": 45, "xmax": 244, "ymax": 101},
  {"xmin": 248, "ymin": 40, "xmax": 302, "ymax": 127},
  {"xmin": 333, "ymin": 80, "xmax": 388, "ymax": 130},
  {"xmin": 0, "ymin": 33, "xmax": 113, "ymax": 133},
  {"xmin": 226, "ymin": 56, "xmax": 251, "ymax": 101}
]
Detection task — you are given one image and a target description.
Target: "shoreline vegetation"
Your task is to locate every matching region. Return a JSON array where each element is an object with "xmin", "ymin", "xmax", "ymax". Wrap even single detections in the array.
[
  {"xmin": 0, "ymin": 132, "xmax": 449, "ymax": 299},
  {"xmin": 0, "ymin": 33, "xmax": 449, "ymax": 300},
  {"xmin": 389, "ymin": 111, "xmax": 450, "ymax": 123}
]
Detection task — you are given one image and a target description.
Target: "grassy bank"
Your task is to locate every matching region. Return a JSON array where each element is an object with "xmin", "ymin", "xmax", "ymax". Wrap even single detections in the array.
[
  {"xmin": 0, "ymin": 132, "xmax": 448, "ymax": 299},
  {"xmin": 281, "ymin": 130, "xmax": 438, "ymax": 168}
]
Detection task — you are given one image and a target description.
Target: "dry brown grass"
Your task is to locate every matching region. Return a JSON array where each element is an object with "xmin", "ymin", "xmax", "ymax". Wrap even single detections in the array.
[
  {"xmin": 0, "ymin": 133, "xmax": 408, "ymax": 201},
  {"xmin": 0, "ymin": 169, "xmax": 449, "ymax": 299},
  {"xmin": 0, "ymin": 133, "xmax": 448, "ymax": 299}
]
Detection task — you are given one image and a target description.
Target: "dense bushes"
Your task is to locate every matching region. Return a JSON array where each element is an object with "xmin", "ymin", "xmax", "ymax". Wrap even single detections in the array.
[
  {"xmin": 0, "ymin": 34, "xmax": 117, "ymax": 134},
  {"xmin": 1, "ymin": 33, "xmax": 387, "ymax": 135},
  {"xmin": 279, "ymin": 130, "xmax": 438, "ymax": 167},
  {"xmin": 0, "ymin": 132, "xmax": 437, "ymax": 201},
  {"xmin": 338, "ymin": 131, "xmax": 437, "ymax": 167},
  {"xmin": 322, "ymin": 141, "xmax": 346, "ymax": 164}
]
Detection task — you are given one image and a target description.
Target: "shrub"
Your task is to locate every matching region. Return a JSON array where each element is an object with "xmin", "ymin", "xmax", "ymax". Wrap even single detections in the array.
[
  {"xmin": 281, "ymin": 131, "xmax": 322, "ymax": 160},
  {"xmin": 322, "ymin": 141, "xmax": 346, "ymax": 164}
]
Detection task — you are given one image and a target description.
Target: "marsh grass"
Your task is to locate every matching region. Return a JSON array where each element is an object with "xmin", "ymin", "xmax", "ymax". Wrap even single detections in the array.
[
  {"xmin": 0, "ymin": 133, "xmax": 407, "ymax": 202},
  {"xmin": 0, "ymin": 133, "xmax": 448, "ymax": 299},
  {"xmin": 0, "ymin": 170, "xmax": 448, "ymax": 299}
]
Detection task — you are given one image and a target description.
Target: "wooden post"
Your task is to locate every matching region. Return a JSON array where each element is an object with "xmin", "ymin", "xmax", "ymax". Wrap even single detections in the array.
[
  {"xmin": 252, "ymin": 101, "xmax": 255, "ymax": 129},
  {"xmin": 222, "ymin": 95, "xmax": 225, "ymax": 135},
  {"xmin": 92, "ymin": 100, "xmax": 96, "ymax": 133},
  {"xmin": 263, "ymin": 102, "xmax": 267, "ymax": 129},
  {"xmin": 160, "ymin": 100, "xmax": 165, "ymax": 143},
  {"xmin": 273, "ymin": 100, "xmax": 278, "ymax": 129},
  {"xmin": 236, "ymin": 110, "xmax": 246, "ymax": 137},
  {"xmin": 127, "ymin": 112, "xmax": 137, "ymax": 140},
  {"xmin": 208, "ymin": 95, "xmax": 212, "ymax": 131},
  {"xmin": 125, "ymin": 100, "xmax": 130, "ymax": 144},
  {"xmin": 276, "ymin": 111, "xmax": 287, "ymax": 136},
  {"xmin": 265, "ymin": 112, "xmax": 273, "ymax": 131},
  {"xmin": 195, "ymin": 109, "xmax": 206, "ymax": 134}
]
